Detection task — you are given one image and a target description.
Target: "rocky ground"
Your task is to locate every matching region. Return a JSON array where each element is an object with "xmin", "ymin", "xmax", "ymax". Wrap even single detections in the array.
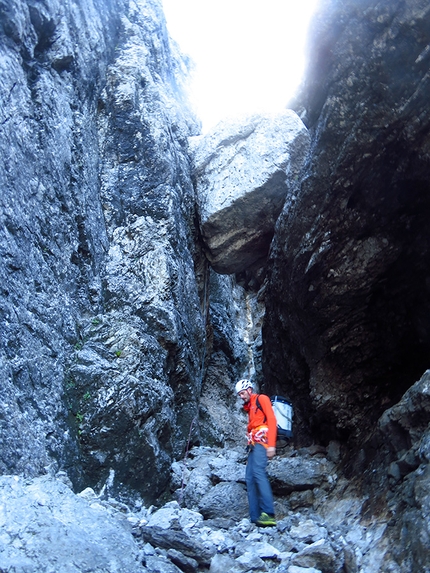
[
  {"xmin": 0, "ymin": 445, "xmax": 350, "ymax": 573},
  {"xmin": 3, "ymin": 369, "xmax": 430, "ymax": 572}
]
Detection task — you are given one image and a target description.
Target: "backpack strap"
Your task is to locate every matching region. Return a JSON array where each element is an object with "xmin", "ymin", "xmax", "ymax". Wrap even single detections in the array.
[{"xmin": 256, "ymin": 395, "xmax": 267, "ymax": 424}]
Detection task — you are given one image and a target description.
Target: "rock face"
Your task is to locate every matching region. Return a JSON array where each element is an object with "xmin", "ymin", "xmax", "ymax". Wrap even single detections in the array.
[
  {"xmin": 0, "ymin": 0, "xmax": 204, "ymax": 503},
  {"xmin": 263, "ymin": 0, "xmax": 430, "ymax": 446},
  {"xmin": 368, "ymin": 370, "xmax": 430, "ymax": 570},
  {"xmin": 191, "ymin": 111, "xmax": 310, "ymax": 275}
]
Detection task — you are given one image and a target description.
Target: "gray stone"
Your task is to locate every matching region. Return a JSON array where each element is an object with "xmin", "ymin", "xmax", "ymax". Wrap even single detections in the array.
[
  {"xmin": 267, "ymin": 456, "xmax": 336, "ymax": 495},
  {"xmin": 252, "ymin": 541, "xmax": 282, "ymax": 559},
  {"xmin": 236, "ymin": 551, "xmax": 268, "ymax": 570},
  {"xmin": 145, "ymin": 502, "xmax": 203, "ymax": 531},
  {"xmin": 289, "ymin": 520, "xmax": 327, "ymax": 544},
  {"xmin": 209, "ymin": 453, "xmax": 246, "ymax": 483},
  {"xmin": 171, "ymin": 460, "xmax": 190, "ymax": 491},
  {"xmin": 198, "ymin": 481, "xmax": 249, "ymax": 520},
  {"xmin": 145, "ymin": 555, "xmax": 183, "ymax": 573},
  {"xmin": 288, "ymin": 490, "xmax": 315, "ymax": 510},
  {"xmin": 201, "ymin": 527, "xmax": 238, "ymax": 553},
  {"xmin": 140, "ymin": 525, "xmax": 216, "ymax": 566},
  {"xmin": 167, "ymin": 548, "xmax": 199, "ymax": 573},
  {"xmin": 419, "ymin": 431, "xmax": 430, "ymax": 463},
  {"xmin": 177, "ymin": 466, "xmax": 213, "ymax": 509},
  {"xmin": 209, "ymin": 553, "xmax": 241, "ymax": 573},
  {"xmin": 291, "ymin": 539, "xmax": 337, "ymax": 573}
]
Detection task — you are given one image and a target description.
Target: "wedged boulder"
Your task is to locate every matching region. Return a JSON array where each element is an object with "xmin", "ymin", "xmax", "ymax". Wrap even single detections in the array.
[{"xmin": 191, "ymin": 111, "xmax": 310, "ymax": 274}]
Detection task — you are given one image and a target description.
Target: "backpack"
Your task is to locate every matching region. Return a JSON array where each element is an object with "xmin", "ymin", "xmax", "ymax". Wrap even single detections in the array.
[
  {"xmin": 270, "ymin": 396, "xmax": 293, "ymax": 442},
  {"xmin": 256, "ymin": 394, "xmax": 293, "ymax": 444}
]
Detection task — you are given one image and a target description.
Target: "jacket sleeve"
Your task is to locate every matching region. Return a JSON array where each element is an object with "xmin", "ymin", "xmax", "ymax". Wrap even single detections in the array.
[{"xmin": 259, "ymin": 394, "xmax": 278, "ymax": 448}]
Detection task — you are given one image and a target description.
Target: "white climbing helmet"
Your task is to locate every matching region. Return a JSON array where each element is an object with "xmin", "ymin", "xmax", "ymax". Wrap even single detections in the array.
[{"xmin": 235, "ymin": 379, "xmax": 253, "ymax": 393}]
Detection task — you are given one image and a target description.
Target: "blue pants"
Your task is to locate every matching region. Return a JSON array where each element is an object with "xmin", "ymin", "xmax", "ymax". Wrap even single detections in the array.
[{"xmin": 245, "ymin": 443, "xmax": 275, "ymax": 522}]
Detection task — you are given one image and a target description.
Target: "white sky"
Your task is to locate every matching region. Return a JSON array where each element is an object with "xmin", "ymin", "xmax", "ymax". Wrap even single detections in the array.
[{"xmin": 162, "ymin": 0, "xmax": 319, "ymax": 132}]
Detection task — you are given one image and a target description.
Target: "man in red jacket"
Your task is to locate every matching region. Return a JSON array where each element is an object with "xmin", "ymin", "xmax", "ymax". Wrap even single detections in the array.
[{"xmin": 236, "ymin": 378, "xmax": 277, "ymax": 527}]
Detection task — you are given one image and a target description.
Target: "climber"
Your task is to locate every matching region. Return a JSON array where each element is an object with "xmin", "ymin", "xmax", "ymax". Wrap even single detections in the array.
[{"xmin": 236, "ymin": 378, "xmax": 277, "ymax": 527}]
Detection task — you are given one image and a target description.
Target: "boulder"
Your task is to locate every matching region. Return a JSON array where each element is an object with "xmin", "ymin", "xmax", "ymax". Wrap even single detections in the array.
[
  {"xmin": 209, "ymin": 553, "xmax": 241, "ymax": 573},
  {"xmin": 140, "ymin": 525, "xmax": 216, "ymax": 566},
  {"xmin": 191, "ymin": 111, "xmax": 310, "ymax": 274},
  {"xmin": 268, "ymin": 456, "xmax": 336, "ymax": 495},
  {"xmin": 144, "ymin": 555, "xmax": 184, "ymax": 573},
  {"xmin": 209, "ymin": 451, "xmax": 246, "ymax": 483},
  {"xmin": 167, "ymin": 549, "xmax": 199, "ymax": 573},
  {"xmin": 291, "ymin": 539, "xmax": 338, "ymax": 573},
  {"xmin": 236, "ymin": 552, "xmax": 267, "ymax": 570},
  {"xmin": 289, "ymin": 520, "xmax": 327, "ymax": 544},
  {"xmin": 145, "ymin": 501, "xmax": 203, "ymax": 531},
  {"xmin": 198, "ymin": 481, "xmax": 249, "ymax": 520}
]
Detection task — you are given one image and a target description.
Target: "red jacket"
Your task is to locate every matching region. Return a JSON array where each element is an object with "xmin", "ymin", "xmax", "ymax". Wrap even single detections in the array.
[{"xmin": 243, "ymin": 393, "xmax": 277, "ymax": 448}]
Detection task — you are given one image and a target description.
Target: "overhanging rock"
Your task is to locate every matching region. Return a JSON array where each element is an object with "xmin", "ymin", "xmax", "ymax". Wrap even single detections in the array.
[{"xmin": 190, "ymin": 111, "xmax": 310, "ymax": 274}]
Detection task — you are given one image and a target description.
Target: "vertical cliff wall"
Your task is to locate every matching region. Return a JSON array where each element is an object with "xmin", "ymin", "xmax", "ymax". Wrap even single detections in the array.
[
  {"xmin": 0, "ymin": 0, "xmax": 204, "ymax": 503},
  {"xmin": 263, "ymin": 0, "xmax": 430, "ymax": 448}
]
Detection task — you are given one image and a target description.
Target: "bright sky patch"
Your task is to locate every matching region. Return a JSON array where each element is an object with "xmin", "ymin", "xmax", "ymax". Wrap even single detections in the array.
[{"xmin": 162, "ymin": 0, "xmax": 319, "ymax": 132}]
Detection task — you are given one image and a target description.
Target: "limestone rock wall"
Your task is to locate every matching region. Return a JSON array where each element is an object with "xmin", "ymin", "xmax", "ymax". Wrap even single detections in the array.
[{"xmin": 0, "ymin": 0, "xmax": 204, "ymax": 503}]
